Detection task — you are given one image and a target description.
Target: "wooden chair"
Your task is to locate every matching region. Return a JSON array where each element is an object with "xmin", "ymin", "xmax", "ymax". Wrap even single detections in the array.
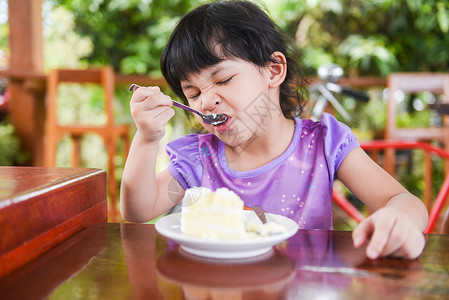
[
  {"xmin": 44, "ymin": 67, "xmax": 130, "ymax": 221},
  {"xmin": 443, "ymin": 207, "xmax": 449, "ymax": 234},
  {"xmin": 385, "ymin": 73, "xmax": 449, "ymax": 209}
]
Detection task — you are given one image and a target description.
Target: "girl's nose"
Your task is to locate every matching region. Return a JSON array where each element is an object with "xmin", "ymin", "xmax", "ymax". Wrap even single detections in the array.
[{"xmin": 201, "ymin": 93, "xmax": 221, "ymax": 113}]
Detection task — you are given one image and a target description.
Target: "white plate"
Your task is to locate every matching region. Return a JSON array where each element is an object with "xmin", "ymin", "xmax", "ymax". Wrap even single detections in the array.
[{"xmin": 155, "ymin": 211, "xmax": 299, "ymax": 259}]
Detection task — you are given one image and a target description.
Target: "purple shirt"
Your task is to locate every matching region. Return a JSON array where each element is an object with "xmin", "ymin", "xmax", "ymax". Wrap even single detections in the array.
[{"xmin": 166, "ymin": 113, "xmax": 359, "ymax": 229}]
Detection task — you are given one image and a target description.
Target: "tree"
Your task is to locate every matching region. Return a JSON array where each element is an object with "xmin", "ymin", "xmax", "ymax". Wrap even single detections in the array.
[
  {"xmin": 283, "ymin": 0, "xmax": 449, "ymax": 76},
  {"xmin": 51, "ymin": 0, "xmax": 202, "ymax": 76},
  {"xmin": 51, "ymin": 0, "xmax": 449, "ymax": 77}
]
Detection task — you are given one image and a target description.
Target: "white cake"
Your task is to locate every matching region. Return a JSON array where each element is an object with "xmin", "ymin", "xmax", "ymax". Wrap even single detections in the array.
[{"xmin": 180, "ymin": 187, "xmax": 246, "ymax": 239}]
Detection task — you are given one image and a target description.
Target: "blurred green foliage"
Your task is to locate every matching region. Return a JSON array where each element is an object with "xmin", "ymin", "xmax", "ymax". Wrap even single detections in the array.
[
  {"xmin": 43, "ymin": 5, "xmax": 93, "ymax": 69},
  {"xmin": 56, "ymin": 84, "xmax": 107, "ymax": 125},
  {"xmin": 50, "ymin": 0, "xmax": 203, "ymax": 76},
  {"xmin": 46, "ymin": 0, "xmax": 449, "ymax": 137},
  {"xmin": 0, "ymin": 121, "xmax": 28, "ymax": 165},
  {"xmin": 49, "ymin": 0, "xmax": 449, "ymax": 77},
  {"xmin": 284, "ymin": 0, "xmax": 449, "ymax": 76}
]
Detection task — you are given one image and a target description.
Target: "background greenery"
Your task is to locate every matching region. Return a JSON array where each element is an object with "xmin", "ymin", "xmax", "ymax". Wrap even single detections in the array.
[
  {"xmin": 1, "ymin": 0, "xmax": 448, "ymax": 223},
  {"xmin": 46, "ymin": 0, "xmax": 449, "ymax": 77}
]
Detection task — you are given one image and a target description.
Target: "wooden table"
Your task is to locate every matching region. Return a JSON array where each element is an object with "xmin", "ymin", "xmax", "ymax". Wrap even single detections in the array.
[
  {"xmin": 1, "ymin": 223, "xmax": 448, "ymax": 299},
  {"xmin": 0, "ymin": 167, "xmax": 107, "ymax": 277}
]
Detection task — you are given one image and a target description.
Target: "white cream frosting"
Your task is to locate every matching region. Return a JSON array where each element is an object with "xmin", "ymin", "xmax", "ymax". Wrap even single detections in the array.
[{"xmin": 180, "ymin": 187, "xmax": 286, "ymax": 239}]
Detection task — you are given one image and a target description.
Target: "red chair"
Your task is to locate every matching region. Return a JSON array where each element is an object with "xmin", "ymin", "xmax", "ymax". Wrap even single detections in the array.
[
  {"xmin": 333, "ymin": 140, "xmax": 449, "ymax": 233},
  {"xmin": 384, "ymin": 73, "xmax": 449, "ymax": 208}
]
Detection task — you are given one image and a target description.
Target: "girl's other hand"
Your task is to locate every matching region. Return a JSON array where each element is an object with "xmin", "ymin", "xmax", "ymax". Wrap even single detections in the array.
[
  {"xmin": 352, "ymin": 207, "xmax": 426, "ymax": 259},
  {"xmin": 130, "ymin": 86, "xmax": 175, "ymax": 144}
]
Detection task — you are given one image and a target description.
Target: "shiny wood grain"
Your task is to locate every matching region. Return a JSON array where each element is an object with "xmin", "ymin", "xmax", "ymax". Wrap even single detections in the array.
[
  {"xmin": 0, "ymin": 223, "xmax": 448, "ymax": 299},
  {"xmin": 0, "ymin": 167, "xmax": 107, "ymax": 277}
]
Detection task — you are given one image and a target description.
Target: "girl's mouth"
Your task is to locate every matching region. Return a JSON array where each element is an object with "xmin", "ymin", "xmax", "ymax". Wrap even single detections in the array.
[{"xmin": 215, "ymin": 115, "xmax": 232, "ymax": 133}]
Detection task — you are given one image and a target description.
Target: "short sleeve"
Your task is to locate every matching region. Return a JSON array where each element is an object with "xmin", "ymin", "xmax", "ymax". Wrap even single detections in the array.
[
  {"xmin": 320, "ymin": 113, "xmax": 359, "ymax": 177},
  {"xmin": 166, "ymin": 134, "xmax": 203, "ymax": 190}
]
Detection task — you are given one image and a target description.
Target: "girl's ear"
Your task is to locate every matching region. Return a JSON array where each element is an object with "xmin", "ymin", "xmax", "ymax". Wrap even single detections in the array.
[{"xmin": 267, "ymin": 51, "xmax": 287, "ymax": 89}]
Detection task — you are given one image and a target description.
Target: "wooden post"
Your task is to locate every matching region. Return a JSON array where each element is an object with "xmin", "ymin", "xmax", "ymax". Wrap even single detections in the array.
[{"xmin": 7, "ymin": 0, "xmax": 46, "ymax": 166}]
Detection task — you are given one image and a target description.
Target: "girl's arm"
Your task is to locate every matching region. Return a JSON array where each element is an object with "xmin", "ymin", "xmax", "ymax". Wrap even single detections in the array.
[
  {"xmin": 337, "ymin": 147, "xmax": 428, "ymax": 259},
  {"xmin": 120, "ymin": 86, "xmax": 184, "ymax": 223}
]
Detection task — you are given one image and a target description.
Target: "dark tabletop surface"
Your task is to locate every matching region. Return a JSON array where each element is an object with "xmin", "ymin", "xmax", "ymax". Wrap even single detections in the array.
[{"xmin": 0, "ymin": 223, "xmax": 448, "ymax": 300}]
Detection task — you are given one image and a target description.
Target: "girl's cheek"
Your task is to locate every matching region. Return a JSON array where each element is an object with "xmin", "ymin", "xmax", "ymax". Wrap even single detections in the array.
[{"xmin": 188, "ymin": 99, "xmax": 200, "ymax": 110}]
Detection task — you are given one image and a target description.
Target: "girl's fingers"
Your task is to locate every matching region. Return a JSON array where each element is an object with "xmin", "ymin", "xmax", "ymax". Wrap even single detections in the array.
[
  {"xmin": 131, "ymin": 86, "xmax": 168, "ymax": 106},
  {"xmin": 128, "ymin": 85, "xmax": 175, "ymax": 144},
  {"xmin": 134, "ymin": 106, "xmax": 175, "ymax": 127},
  {"xmin": 134, "ymin": 107, "xmax": 175, "ymax": 143},
  {"xmin": 353, "ymin": 211, "xmax": 397, "ymax": 259},
  {"xmin": 353, "ymin": 209, "xmax": 426, "ymax": 260},
  {"xmin": 130, "ymin": 86, "xmax": 156, "ymax": 102},
  {"xmin": 364, "ymin": 216, "xmax": 395, "ymax": 259},
  {"xmin": 352, "ymin": 219, "xmax": 372, "ymax": 248},
  {"xmin": 389, "ymin": 228, "xmax": 425, "ymax": 259},
  {"xmin": 376, "ymin": 225, "xmax": 407, "ymax": 258},
  {"xmin": 133, "ymin": 95, "xmax": 172, "ymax": 112},
  {"xmin": 154, "ymin": 106, "xmax": 176, "ymax": 125},
  {"xmin": 130, "ymin": 90, "xmax": 173, "ymax": 123}
]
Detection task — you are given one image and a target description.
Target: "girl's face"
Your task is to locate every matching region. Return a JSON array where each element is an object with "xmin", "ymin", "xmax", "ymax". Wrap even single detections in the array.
[{"xmin": 180, "ymin": 58, "xmax": 280, "ymax": 148}]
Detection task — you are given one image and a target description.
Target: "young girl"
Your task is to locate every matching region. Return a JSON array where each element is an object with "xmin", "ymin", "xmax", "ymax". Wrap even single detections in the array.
[{"xmin": 120, "ymin": 0, "xmax": 428, "ymax": 260}]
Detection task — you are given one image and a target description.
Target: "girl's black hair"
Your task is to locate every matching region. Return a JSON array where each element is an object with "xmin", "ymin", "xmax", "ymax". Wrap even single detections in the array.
[{"xmin": 161, "ymin": 0, "xmax": 307, "ymax": 118}]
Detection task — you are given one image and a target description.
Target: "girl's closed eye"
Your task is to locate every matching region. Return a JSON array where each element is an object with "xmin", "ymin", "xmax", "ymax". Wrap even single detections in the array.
[
  {"xmin": 217, "ymin": 75, "xmax": 234, "ymax": 86},
  {"xmin": 188, "ymin": 91, "xmax": 201, "ymax": 100},
  {"xmin": 187, "ymin": 76, "xmax": 234, "ymax": 100}
]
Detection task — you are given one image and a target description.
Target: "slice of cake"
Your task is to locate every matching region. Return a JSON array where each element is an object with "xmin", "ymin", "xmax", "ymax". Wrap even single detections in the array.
[{"xmin": 180, "ymin": 187, "xmax": 246, "ymax": 239}]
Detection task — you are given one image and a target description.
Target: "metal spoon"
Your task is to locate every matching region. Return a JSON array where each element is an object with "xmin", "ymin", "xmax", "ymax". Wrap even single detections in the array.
[{"xmin": 129, "ymin": 84, "xmax": 228, "ymax": 125}]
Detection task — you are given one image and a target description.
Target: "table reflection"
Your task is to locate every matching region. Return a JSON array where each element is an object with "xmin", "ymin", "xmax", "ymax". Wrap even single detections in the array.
[
  {"xmin": 122, "ymin": 223, "xmax": 295, "ymax": 299},
  {"xmin": 156, "ymin": 248, "xmax": 295, "ymax": 299},
  {"xmin": 0, "ymin": 224, "xmax": 107, "ymax": 300},
  {"xmin": 0, "ymin": 223, "xmax": 447, "ymax": 300},
  {"xmin": 280, "ymin": 230, "xmax": 424, "ymax": 299}
]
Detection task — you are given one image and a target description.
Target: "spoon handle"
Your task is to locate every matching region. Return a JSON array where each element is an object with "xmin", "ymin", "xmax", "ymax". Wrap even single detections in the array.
[
  {"xmin": 171, "ymin": 100, "xmax": 204, "ymax": 117},
  {"xmin": 129, "ymin": 83, "xmax": 141, "ymax": 92},
  {"xmin": 129, "ymin": 84, "xmax": 204, "ymax": 117},
  {"xmin": 251, "ymin": 205, "xmax": 267, "ymax": 224}
]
